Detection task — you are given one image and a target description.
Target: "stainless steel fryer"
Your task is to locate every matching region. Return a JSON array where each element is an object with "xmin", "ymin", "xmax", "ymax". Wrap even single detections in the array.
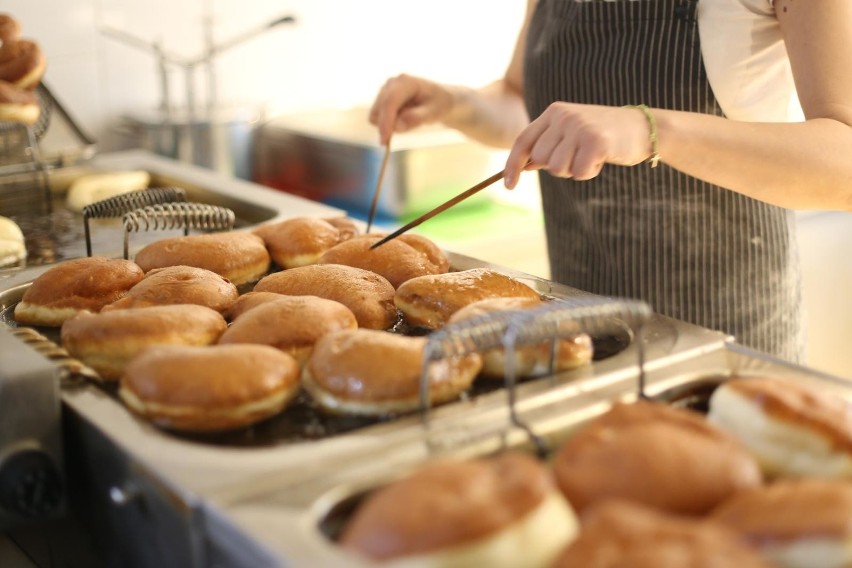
[
  {"xmin": 0, "ymin": 255, "xmax": 727, "ymax": 565},
  {"xmin": 207, "ymin": 341, "xmax": 852, "ymax": 568},
  {"xmin": 0, "ymin": 148, "xmax": 764, "ymax": 567}
]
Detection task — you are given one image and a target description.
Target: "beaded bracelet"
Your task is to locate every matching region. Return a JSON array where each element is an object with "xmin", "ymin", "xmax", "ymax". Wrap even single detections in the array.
[{"xmin": 624, "ymin": 104, "xmax": 661, "ymax": 168}]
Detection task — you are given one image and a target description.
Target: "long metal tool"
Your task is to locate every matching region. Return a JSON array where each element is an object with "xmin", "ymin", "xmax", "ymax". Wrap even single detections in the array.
[
  {"xmin": 369, "ymin": 167, "xmax": 505, "ymax": 249},
  {"xmin": 366, "ymin": 139, "xmax": 392, "ymax": 233}
]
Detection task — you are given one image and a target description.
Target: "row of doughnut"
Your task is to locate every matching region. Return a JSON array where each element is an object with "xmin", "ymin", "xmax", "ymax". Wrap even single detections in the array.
[{"xmin": 0, "ymin": 13, "xmax": 46, "ymax": 125}]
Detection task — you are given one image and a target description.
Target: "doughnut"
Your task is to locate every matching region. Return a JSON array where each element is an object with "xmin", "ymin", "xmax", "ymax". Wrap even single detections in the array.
[
  {"xmin": 0, "ymin": 39, "xmax": 46, "ymax": 90},
  {"xmin": 14, "ymin": 256, "xmax": 145, "ymax": 327},
  {"xmin": 119, "ymin": 343, "xmax": 300, "ymax": 432},
  {"xmin": 101, "ymin": 265, "xmax": 239, "ymax": 314},
  {"xmin": 553, "ymin": 500, "xmax": 773, "ymax": 568},
  {"xmin": 707, "ymin": 375, "xmax": 852, "ymax": 479},
  {"xmin": 218, "ymin": 295, "xmax": 357, "ymax": 367},
  {"xmin": 395, "ymin": 268, "xmax": 542, "ymax": 329},
  {"xmin": 65, "ymin": 170, "xmax": 151, "ymax": 212},
  {"xmin": 712, "ymin": 479, "xmax": 852, "ymax": 568},
  {"xmin": 252, "ymin": 216, "xmax": 358, "ymax": 269},
  {"xmin": 60, "ymin": 304, "xmax": 227, "ymax": 381},
  {"xmin": 448, "ymin": 296, "xmax": 593, "ymax": 379},
  {"xmin": 340, "ymin": 452, "xmax": 578, "ymax": 568},
  {"xmin": 224, "ymin": 291, "xmax": 289, "ymax": 321},
  {"xmin": 323, "ymin": 216, "xmax": 359, "ymax": 241},
  {"xmin": 133, "ymin": 231, "xmax": 271, "ymax": 286},
  {"xmin": 303, "ymin": 328, "xmax": 482, "ymax": 416},
  {"xmin": 0, "ymin": 14, "xmax": 21, "ymax": 45},
  {"xmin": 0, "ymin": 79, "xmax": 38, "ymax": 124},
  {"xmin": 316, "ymin": 233, "xmax": 449, "ymax": 288},
  {"xmin": 0, "ymin": 214, "xmax": 26, "ymax": 267},
  {"xmin": 553, "ymin": 400, "xmax": 762, "ymax": 516},
  {"xmin": 254, "ymin": 264, "xmax": 398, "ymax": 330}
]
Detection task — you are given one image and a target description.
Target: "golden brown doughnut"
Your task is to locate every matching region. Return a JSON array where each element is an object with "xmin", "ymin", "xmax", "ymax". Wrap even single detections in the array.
[
  {"xmin": 60, "ymin": 304, "xmax": 227, "ymax": 381},
  {"xmin": 323, "ymin": 216, "xmax": 359, "ymax": 241},
  {"xmin": 119, "ymin": 344, "xmax": 300, "ymax": 432},
  {"xmin": 448, "ymin": 296, "xmax": 593, "ymax": 378},
  {"xmin": 253, "ymin": 216, "xmax": 358, "ymax": 269},
  {"xmin": 65, "ymin": 170, "xmax": 151, "ymax": 213},
  {"xmin": 553, "ymin": 400, "xmax": 762, "ymax": 516},
  {"xmin": 101, "ymin": 265, "xmax": 239, "ymax": 314},
  {"xmin": 708, "ymin": 375, "xmax": 852, "ymax": 479},
  {"xmin": 14, "ymin": 256, "xmax": 145, "ymax": 327},
  {"xmin": 254, "ymin": 264, "xmax": 398, "ymax": 330},
  {"xmin": 0, "ymin": 14, "xmax": 21, "ymax": 45},
  {"xmin": 316, "ymin": 233, "xmax": 449, "ymax": 289},
  {"xmin": 224, "ymin": 290, "xmax": 288, "ymax": 321},
  {"xmin": 553, "ymin": 500, "xmax": 773, "ymax": 568},
  {"xmin": 218, "ymin": 295, "xmax": 357, "ymax": 367},
  {"xmin": 340, "ymin": 452, "xmax": 578, "ymax": 568},
  {"xmin": 395, "ymin": 268, "xmax": 542, "ymax": 329},
  {"xmin": 0, "ymin": 79, "xmax": 38, "ymax": 124},
  {"xmin": 0, "ymin": 214, "xmax": 26, "ymax": 267},
  {"xmin": 0, "ymin": 39, "xmax": 46, "ymax": 90},
  {"xmin": 303, "ymin": 328, "xmax": 482, "ymax": 416},
  {"xmin": 711, "ymin": 479, "xmax": 852, "ymax": 568},
  {"xmin": 133, "ymin": 231, "xmax": 271, "ymax": 286}
]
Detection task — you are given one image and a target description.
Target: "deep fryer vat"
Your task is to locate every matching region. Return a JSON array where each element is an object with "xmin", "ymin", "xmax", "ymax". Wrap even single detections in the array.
[
  {"xmin": 0, "ymin": 276, "xmax": 634, "ymax": 448},
  {"xmin": 305, "ymin": 351, "xmax": 852, "ymax": 559}
]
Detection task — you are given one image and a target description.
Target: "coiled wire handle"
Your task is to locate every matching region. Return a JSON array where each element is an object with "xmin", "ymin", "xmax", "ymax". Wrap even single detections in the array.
[
  {"xmin": 122, "ymin": 202, "xmax": 235, "ymax": 259},
  {"xmin": 419, "ymin": 296, "xmax": 652, "ymax": 456},
  {"xmin": 82, "ymin": 187, "xmax": 187, "ymax": 256}
]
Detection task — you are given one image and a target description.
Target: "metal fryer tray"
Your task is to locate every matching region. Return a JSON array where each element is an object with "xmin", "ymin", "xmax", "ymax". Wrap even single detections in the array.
[{"xmin": 205, "ymin": 342, "xmax": 852, "ymax": 567}]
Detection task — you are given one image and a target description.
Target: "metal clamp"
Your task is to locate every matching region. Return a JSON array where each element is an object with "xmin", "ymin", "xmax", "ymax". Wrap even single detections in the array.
[
  {"xmin": 418, "ymin": 296, "xmax": 652, "ymax": 456},
  {"xmin": 122, "ymin": 201, "xmax": 235, "ymax": 259},
  {"xmin": 81, "ymin": 186, "xmax": 188, "ymax": 256}
]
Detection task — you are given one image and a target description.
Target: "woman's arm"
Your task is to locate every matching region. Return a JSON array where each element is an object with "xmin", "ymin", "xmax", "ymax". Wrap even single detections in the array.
[
  {"xmin": 370, "ymin": 1, "xmax": 536, "ymax": 148},
  {"xmin": 504, "ymin": 0, "xmax": 852, "ymax": 211}
]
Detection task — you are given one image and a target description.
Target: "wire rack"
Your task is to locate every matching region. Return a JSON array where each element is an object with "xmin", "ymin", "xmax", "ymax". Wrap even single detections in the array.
[{"xmin": 0, "ymin": 85, "xmax": 53, "ymax": 218}]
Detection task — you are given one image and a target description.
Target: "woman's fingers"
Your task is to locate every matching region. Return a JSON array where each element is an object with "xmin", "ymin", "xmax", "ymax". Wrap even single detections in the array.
[
  {"xmin": 505, "ymin": 103, "xmax": 645, "ymax": 187},
  {"xmin": 369, "ymin": 74, "xmax": 452, "ymax": 145}
]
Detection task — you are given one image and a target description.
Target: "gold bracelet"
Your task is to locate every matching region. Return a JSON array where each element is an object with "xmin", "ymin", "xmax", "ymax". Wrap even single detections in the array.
[{"xmin": 624, "ymin": 104, "xmax": 661, "ymax": 168}]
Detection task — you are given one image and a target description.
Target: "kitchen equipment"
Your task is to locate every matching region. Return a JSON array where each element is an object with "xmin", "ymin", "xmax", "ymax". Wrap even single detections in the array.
[
  {"xmin": 370, "ymin": 167, "xmax": 506, "ymax": 249},
  {"xmin": 206, "ymin": 335, "xmax": 852, "ymax": 567},
  {"xmin": 0, "ymin": 253, "xmax": 727, "ymax": 566},
  {"xmin": 81, "ymin": 187, "xmax": 188, "ymax": 256},
  {"xmin": 102, "ymin": 10, "xmax": 296, "ymax": 180},
  {"xmin": 0, "ymin": 328, "xmax": 64, "ymax": 531},
  {"xmin": 0, "ymin": 119, "xmax": 823, "ymax": 567},
  {"xmin": 0, "ymin": 81, "xmax": 97, "ymax": 532},
  {"xmin": 252, "ymin": 107, "xmax": 500, "ymax": 221}
]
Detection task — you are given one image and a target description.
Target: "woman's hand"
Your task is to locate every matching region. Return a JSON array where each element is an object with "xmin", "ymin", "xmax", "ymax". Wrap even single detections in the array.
[
  {"xmin": 504, "ymin": 102, "xmax": 655, "ymax": 188},
  {"xmin": 369, "ymin": 74, "xmax": 456, "ymax": 145}
]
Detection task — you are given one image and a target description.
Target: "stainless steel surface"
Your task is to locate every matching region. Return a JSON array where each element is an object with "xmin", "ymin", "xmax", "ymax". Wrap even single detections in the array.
[
  {"xmin": 0, "ymin": 328, "xmax": 64, "ymax": 530},
  {"xmin": 252, "ymin": 108, "xmax": 499, "ymax": 219},
  {"xmin": 208, "ymin": 342, "xmax": 852, "ymax": 568}
]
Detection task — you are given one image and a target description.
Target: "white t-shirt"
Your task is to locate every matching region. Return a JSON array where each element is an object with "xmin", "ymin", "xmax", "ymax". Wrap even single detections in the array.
[{"xmin": 697, "ymin": 0, "xmax": 804, "ymax": 122}]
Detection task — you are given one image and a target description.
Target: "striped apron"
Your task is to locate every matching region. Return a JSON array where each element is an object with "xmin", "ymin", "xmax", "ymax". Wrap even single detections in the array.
[{"xmin": 523, "ymin": 0, "xmax": 804, "ymax": 362}]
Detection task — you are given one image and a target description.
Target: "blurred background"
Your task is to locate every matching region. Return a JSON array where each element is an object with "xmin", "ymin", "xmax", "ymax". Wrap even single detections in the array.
[{"xmin": 3, "ymin": 0, "xmax": 851, "ymax": 377}]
